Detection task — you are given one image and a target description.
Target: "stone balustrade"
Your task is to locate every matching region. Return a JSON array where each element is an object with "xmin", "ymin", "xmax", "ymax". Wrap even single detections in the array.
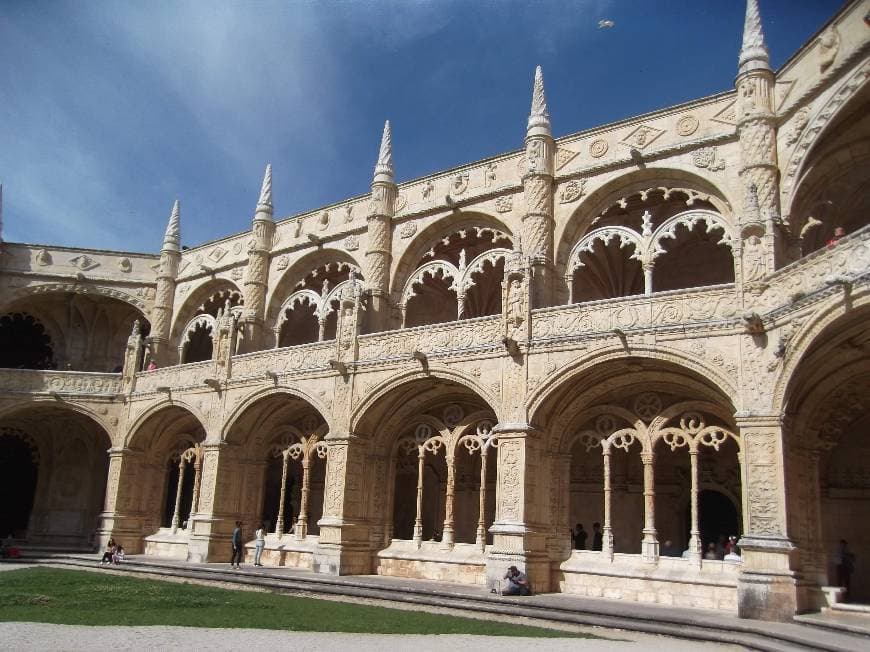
[
  {"xmin": 358, "ymin": 314, "xmax": 502, "ymax": 362},
  {"xmin": 0, "ymin": 368, "xmax": 122, "ymax": 396},
  {"xmin": 231, "ymin": 340, "xmax": 335, "ymax": 379},
  {"xmin": 533, "ymin": 284, "xmax": 739, "ymax": 342}
]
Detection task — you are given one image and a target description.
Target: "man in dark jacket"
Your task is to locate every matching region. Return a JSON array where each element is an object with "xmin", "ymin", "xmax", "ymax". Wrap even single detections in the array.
[{"xmin": 230, "ymin": 521, "xmax": 243, "ymax": 569}]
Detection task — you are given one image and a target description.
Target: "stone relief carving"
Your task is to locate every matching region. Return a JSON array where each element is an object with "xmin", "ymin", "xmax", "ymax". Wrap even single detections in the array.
[
  {"xmin": 343, "ymin": 235, "xmax": 359, "ymax": 251},
  {"xmin": 555, "ymin": 147, "xmax": 579, "ymax": 170},
  {"xmin": 484, "ymin": 162, "xmax": 497, "ymax": 187},
  {"xmin": 589, "ymin": 139, "xmax": 609, "ymax": 158},
  {"xmin": 276, "ymin": 254, "xmax": 290, "ymax": 270},
  {"xmin": 786, "ymin": 107, "xmax": 810, "ymax": 146},
  {"xmin": 559, "ymin": 179, "xmax": 586, "ymax": 204},
  {"xmin": 450, "ymin": 172, "xmax": 469, "ymax": 196},
  {"xmin": 620, "ymin": 124, "xmax": 664, "ymax": 150},
  {"xmin": 495, "ymin": 196, "xmax": 513, "ymax": 213},
  {"xmin": 344, "ymin": 204, "xmax": 354, "ymax": 223},
  {"xmin": 399, "ymin": 222, "xmax": 417, "ymax": 239},
  {"xmin": 692, "ymin": 147, "xmax": 726, "ymax": 171},
  {"xmin": 818, "ymin": 25, "xmax": 840, "ymax": 72},
  {"xmin": 676, "ymin": 114, "xmax": 699, "ymax": 136},
  {"xmin": 69, "ymin": 255, "xmax": 100, "ymax": 271},
  {"xmin": 118, "ymin": 258, "xmax": 132, "ymax": 273},
  {"xmin": 422, "ymin": 180, "xmax": 434, "ymax": 202}
]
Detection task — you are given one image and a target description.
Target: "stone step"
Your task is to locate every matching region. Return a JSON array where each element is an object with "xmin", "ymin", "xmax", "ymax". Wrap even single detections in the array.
[{"xmin": 20, "ymin": 554, "xmax": 868, "ymax": 652}]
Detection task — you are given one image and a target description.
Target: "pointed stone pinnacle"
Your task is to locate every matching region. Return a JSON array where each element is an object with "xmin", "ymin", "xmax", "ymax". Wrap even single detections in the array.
[
  {"xmin": 527, "ymin": 65, "xmax": 551, "ymax": 136},
  {"xmin": 739, "ymin": 0, "xmax": 770, "ymax": 74},
  {"xmin": 163, "ymin": 199, "xmax": 181, "ymax": 252},
  {"xmin": 256, "ymin": 164, "xmax": 273, "ymax": 215},
  {"xmin": 373, "ymin": 120, "xmax": 394, "ymax": 184}
]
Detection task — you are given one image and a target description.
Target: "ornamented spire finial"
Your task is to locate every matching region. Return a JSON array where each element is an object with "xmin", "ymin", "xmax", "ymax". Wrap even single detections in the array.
[
  {"xmin": 373, "ymin": 120, "xmax": 394, "ymax": 184},
  {"xmin": 527, "ymin": 66, "xmax": 551, "ymax": 136},
  {"xmin": 739, "ymin": 0, "xmax": 770, "ymax": 74},
  {"xmin": 163, "ymin": 200, "xmax": 181, "ymax": 252},
  {"xmin": 256, "ymin": 164, "xmax": 273, "ymax": 214}
]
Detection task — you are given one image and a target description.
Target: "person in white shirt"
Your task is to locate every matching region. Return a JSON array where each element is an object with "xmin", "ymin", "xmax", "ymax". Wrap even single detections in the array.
[{"xmin": 254, "ymin": 523, "xmax": 266, "ymax": 567}]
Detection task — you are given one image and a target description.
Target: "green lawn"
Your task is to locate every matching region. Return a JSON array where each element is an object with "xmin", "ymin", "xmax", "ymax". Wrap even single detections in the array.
[{"xmin": 0, "ymin": 567, "xmax": 587, "ymax": 637}]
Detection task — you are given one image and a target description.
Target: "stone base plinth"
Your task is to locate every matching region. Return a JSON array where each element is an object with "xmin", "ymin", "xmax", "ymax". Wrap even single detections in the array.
[
  {"xmin": 243, "ymin": 534, "xmax": 318, "ymax": 569},
  {"xmin": 143, "ymin": 528, "xmax": 191, "ymax": 559},
  {"xmin": 376, "ymin": 540, "xmax": 487, "ymax": 585},
  {"xmin": 559, "ymin": 551, "xmax": 740, "ymax": 611}
]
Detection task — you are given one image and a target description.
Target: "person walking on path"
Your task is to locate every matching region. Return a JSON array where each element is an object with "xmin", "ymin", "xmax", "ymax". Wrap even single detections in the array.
[
  {"xmin": 230, "ymin": 521, "xmax": 243, "ymax": 569},
  {"xmin": 253, "ymin": 523, "xmax": 266, "ymax": 567}
]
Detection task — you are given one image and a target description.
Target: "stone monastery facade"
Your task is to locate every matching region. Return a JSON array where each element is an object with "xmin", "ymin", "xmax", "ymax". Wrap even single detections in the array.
[{"xmin": 1, "ymin": 0, "xmax": 869, "ymax": 622}]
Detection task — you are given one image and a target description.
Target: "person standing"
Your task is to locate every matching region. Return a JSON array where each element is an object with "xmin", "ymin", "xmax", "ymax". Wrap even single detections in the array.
[
  {"xmin": 834, "ymin": 539, "xmax": 856, "ymax": 600},
  {"xmin": 592, "ymin": 522, "xmax": 603, "ymax": 551},
  {"xmin": 573, "ymin": 523, "xmax": 587, "ymax": 550},
  {"xmin": 253, "ymin": 523, "xmax": 266, "ymax": 567},
  {"xmin": 230, "ymin": 521, "xmax": 243, "ymax": 569}
]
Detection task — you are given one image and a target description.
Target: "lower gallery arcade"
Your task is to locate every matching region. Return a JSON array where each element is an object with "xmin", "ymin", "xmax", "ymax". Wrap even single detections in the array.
[{"xmin": 3, "ymin": 310, "xmax": 869, "ymax": 618}]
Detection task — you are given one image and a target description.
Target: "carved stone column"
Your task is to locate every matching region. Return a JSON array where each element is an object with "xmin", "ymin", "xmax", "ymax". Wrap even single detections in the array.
[
  {"xmin": 239, "ymin": 165, "xmax": 275, "ymax": 353},
  {"xmin": 312, "ymin": 434, "xmax": 372, "ymax": 575},
  {"xmin": 688, "ymin": 447, "xmax": 703, "ymax": 563},
  {"xmin": 442, "ymin": 450, "xmax": 456, "ymax": 549},
  {"xmin": 736, "ymin": 0, "xmax": 784, "ymax": 278},
  {"xmin": 735, "ymin": 416, "xmax": 798, "ymax": 621},
  {"xmin": 640, "ymin": 451, "xmax": 659, "ymax": 562},
  {"xmin": 485, "ymin": 425, "xmax": 550, "ymax": 593},
  {"xmin": 275, "ymin": 450, "xmax": 290, "ymax": 537},
  {"xmin": 97, "ymin": 448, "xmax": 147, "ymax": 553},
  {"xmin": 521, "ymin": 66, "xmax": 555, "ymax": 308},
  {"xmin": 296, "ymin": 457, "xmax": 311, "ymax": 540},
  {"xmin": 186, "ymin": 441, "xmax": 232, "ymax": 563},
  {"xmin": 601, "ymin": 444, "xmax": 614, "ymax": 559},
  {"xmin": 365, "ymin": 121, "xmax": 396, "ymax": 333},
  {"xmin": 150, "ymin": 201, "xmax": 181, "ymax": 366}
]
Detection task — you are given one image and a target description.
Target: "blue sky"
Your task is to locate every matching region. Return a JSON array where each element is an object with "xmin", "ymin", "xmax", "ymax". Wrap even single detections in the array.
[{"xmin": 0, "ymin": 0, "xmax": 843, "ymax": 252}]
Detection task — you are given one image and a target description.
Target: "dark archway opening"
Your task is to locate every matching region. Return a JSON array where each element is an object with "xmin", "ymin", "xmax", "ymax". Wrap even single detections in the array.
[
  {"xmin": 693, "ymin": 489, "xmax": 739, "ymax": 556},
  {"xmin": 0, "ymin": 313, "xmax": 54, "ymax": 370},
  {"xmin": 0, "ymin": 433, "xmax": 38, "ymax": 537},
  {"xmin": 183, "ymin": 322, "xmax": 213, "ymax": 363}
]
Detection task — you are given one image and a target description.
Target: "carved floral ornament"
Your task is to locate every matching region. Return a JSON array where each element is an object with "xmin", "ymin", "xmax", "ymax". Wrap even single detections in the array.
[
  {"xmin": 569, "ymin": 395, "xmax": 740, "ymax": 455},
  {"xmin": 565, "ymin": 208, "xmax": 734, "ymax": 277}
]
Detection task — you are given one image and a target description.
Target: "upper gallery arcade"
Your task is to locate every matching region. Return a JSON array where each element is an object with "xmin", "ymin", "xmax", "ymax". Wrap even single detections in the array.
[{"xmin": 1, "ymin": 0, "xmax": 869, "ymax": 623}]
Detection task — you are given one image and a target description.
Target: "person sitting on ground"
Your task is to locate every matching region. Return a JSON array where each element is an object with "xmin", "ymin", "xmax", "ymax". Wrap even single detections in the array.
[
  {"xmin": 113, "ymin": 545, "xmax": 125, "ymax": 564},
  {"xmin": 502, "ymin": 565, "xmax": 531, "ymax": 596},
  {"xmin": 1, "ymin": 533, "xmax": 21, "ymax": 559},
  {"xmin": 101, "ymin": 538, "xmax": 117, "ymax": 565}
]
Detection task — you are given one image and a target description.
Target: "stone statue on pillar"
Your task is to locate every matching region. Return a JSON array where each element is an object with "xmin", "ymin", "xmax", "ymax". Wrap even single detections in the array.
[
  {"xmin": 121, "ymin": 319, "xmax": 143, "ymax": 387},
  {"xmin": 213, "ymin": 299, "xmax": 237, "ymax": 377}
]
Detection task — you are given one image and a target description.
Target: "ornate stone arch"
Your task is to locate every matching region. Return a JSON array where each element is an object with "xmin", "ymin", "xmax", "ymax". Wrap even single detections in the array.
[
  {"xmin": 220, "ymin": 386, "xmax": 332, "ymax": 444},
  {"xmin": 649, "ymin": 209, "xmax": 735, "ymax": 261},
  {"xmin": 124, "ymin": 399, "xmax": 209, "ymax": 450},
  {"xmin": 782, "ymin": 59, "xmax": 870, "ymax": 216},
  {"xmin": 772, "ymin": 289, "xmax": 870, "ymax": 416},
  {"xmin": 0, "ymin": 399, "xmax": 115, "ymax": 445},
  {"xmin": 527, "ymin": 344, "xmax": 738, "ymax": 431},
  {"xmin": 351, "ymin": 365, "xmax": 502, "ymax": 436},
  {"xmin": 556, "ymin": 168, "xmax": 734, "ymax": 278},
  {"xmin": 170, "ymin": 278, "xmax": 243, "ymax": 345},
  {"xmin": 390, "ymin": 211, "xmax": 513, "ymax": 301},
  {"xmin": 265, "ymin": 248, "xmax": 363, "ymax": 330},
  {"xmin": 1, "ymin": 282, "xmax": 150, "ymax": 316}
]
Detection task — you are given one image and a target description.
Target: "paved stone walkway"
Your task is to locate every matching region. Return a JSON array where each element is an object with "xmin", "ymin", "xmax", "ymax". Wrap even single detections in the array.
[{"xmin": 0, "ymin": 623, "xmax": 744, "ymax": 651}]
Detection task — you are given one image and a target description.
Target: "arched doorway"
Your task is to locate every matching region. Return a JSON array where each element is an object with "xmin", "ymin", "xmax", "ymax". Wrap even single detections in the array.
[
  {"xmin": 0, "ymin": 429, "xmax": 39, "ymax": 537},
  {"xmin": 223, "ymin": 392, "xmax": 329, "ymax": 567},
  {"xmin": 0, "ymin": 407, "xmax": 110, "ymax": 548},
  {"xmin": 354, "ymin": 376, "xmax": 498, "ymax": 581},
  {"xmin": 781, "ymin": 304, "xmax": 870, "ymax": 606},
  {"xmin": 694, "ymin": 490, "xmax": 740, "ymax": 556}
]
